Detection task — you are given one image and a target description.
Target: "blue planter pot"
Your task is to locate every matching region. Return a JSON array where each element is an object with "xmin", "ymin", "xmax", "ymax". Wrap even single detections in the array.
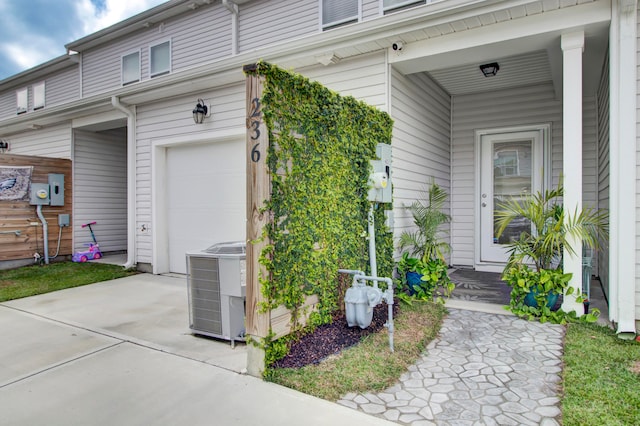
[
  {"xmin": 406, "ymin": 271, "xmax": 423, "ymax": 294},
  {"xmin": 524, "ymin": 290, "xmax": 559, "ymax": 310}
]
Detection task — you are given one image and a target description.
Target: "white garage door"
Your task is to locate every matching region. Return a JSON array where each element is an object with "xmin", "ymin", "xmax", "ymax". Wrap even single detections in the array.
[{"xmin": 167, "ymin": 139, "xmax": 246, "ymax": 273}]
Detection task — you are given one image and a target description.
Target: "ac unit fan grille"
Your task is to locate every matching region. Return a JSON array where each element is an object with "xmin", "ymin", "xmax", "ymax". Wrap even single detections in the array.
[{"xmin": 189, "ymin": 256, "xmax": 222, "ymax": 335}]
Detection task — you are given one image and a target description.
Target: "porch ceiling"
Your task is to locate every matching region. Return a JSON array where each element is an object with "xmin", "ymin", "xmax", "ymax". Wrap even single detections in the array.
[
  {"xmin": 389, "ymin": 16, "xmax": 610, "ymax": 97},
  {"xmin": 408, "ymin": 20, "xmax": 608, "ymax": 97}
]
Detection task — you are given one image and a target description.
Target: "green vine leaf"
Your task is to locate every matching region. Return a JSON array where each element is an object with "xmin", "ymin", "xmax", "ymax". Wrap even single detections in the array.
[{"xmin": 245, "ymin": 62, "xmax": 394, "ymax": 365}]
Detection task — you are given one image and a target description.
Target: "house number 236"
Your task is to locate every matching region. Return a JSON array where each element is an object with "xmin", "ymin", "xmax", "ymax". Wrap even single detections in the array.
[{"xmin": 248, "ymin": 97, "xmax": 262, "ymax": 162}]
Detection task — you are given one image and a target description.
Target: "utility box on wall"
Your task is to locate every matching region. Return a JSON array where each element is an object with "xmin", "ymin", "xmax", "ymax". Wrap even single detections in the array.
[
  {"xmin": 368, "ymin": 143, "xmax": 392, "ymax": 203},
  {"xmin": 30, "ymin": 183, "xmax": 50, "ymax": 205},
  {"xmin": 48, "ymin": 173, "xmax": 65, "ymax": 206}
]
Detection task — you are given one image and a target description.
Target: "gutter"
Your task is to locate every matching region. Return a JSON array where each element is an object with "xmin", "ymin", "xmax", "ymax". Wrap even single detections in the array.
[{"xmin": 111, "ymin": 96, "xmax": 137, "ymax": 270}]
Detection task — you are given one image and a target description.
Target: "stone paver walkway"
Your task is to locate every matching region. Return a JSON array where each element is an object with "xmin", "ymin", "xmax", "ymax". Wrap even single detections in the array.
[{"xmin": 337, "ymin": 309, "xmax": 565, "ymax": 425}]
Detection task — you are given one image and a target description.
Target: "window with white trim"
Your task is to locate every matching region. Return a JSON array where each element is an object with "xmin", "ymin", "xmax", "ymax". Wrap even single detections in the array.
[
  {"xmin": 150, "ymin": 41, "xmax": 171, "ymax": 77},
  {"xmin": 122, "ymin": 51, "xmax": 140, "ymax": 85},
  {"xmin": 321, "ymin": 0, "xmax": 359, "ymax": 30},
  {"xmin": 382, "ymin": 0, "xmax": 426, "ymax": 13},
  {"xmin": 33, "ymin": 81, "xmax": 45, "ymax": 110},
  {"xmin": 16, "ymin": 88, "xmax": 27, "ymax": 114}
]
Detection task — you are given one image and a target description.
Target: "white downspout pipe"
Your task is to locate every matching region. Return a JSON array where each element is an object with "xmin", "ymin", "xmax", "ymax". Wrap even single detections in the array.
[
  {"xmin": 111, "ymin": 96, "xmax": 137, "ymax": 270},
  {"xmin": 223, "ymin": 0, "xmax": 239, "ymax": 56},
  {"xmin": 36, "ymin": 205, "xmax": 49, "ymax": 264},
  {"xmin": 610, "ymin": 0, "xmax": 638, "ymax": 335}
]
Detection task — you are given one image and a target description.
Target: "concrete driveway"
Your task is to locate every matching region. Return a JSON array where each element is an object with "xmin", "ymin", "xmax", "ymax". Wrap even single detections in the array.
[{"xmin": 0, "ymin": 274, "xmax": 393, "ymax": 426}]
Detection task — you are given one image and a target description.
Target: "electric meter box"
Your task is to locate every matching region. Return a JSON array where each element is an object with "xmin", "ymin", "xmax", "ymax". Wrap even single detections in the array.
[
  {"xmin": 30, "ymin": 183, "xmax": 50, "ymax": 205},
  {"xmin": 368, "ymin": 143, "xmax": 392, "ymax": 203}
]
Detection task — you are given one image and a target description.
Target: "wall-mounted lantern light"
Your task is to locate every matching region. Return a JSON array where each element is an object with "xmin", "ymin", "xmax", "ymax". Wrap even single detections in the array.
[
  {"xmin": 479, "ymin": 62, "xmax": 500, "ymax": 77},
  {"xmin": 192, "ymin": 99, "xmax": 210, "ymax": 124},
  {"xmin": 0, "ymin": 139, "xmax": 8, "ymax": 153}
]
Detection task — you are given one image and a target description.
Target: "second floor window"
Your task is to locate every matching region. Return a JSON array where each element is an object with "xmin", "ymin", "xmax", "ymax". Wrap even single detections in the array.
[
  {"xmin": 322, "ymin": 0, "xmax": 359, "ymax": 30},
  {"xmin": 150, "ymin": 41, "xmax": 171, "ymax": 77},
  {"xmin": 33, "ymin": 82, "xmax": 45, "ymax": 110},
  {"xmin": 122, "ymin": 52, "xmax": 140, "ymax": 85},
  {"xmin": 16, "ymin": 88, "xmax": 27, "ymax": 114}
]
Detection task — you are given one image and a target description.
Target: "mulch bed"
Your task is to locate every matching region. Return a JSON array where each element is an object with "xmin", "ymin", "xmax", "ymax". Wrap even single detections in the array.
[{"xmin": 274, "ymin": 302, "xmax": 400, "ymax": 369}]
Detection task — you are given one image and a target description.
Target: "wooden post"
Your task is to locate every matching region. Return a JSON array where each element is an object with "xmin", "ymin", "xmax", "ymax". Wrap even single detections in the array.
[{"xmin": 244, "ymin": 66, "xmax": 271, "ymax": 377}]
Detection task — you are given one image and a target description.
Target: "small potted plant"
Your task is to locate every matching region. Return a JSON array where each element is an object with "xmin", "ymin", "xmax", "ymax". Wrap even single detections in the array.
[
  {"xmin": 397, "ymin": 180, "xmax": 454, "ymax": 303},
  {"xmin": 495, "ymin": 184, "xmax": 607, "ymax": 323}
]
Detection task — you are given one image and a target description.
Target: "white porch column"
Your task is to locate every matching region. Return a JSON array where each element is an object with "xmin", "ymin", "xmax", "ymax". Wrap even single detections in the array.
[
  {"xmin": 561, "ymin": 31, "xmax": 584, "ymax": 314},
  {"xmin": 610, "ymin": 0, "xmax": 638, "ymax": 334}
]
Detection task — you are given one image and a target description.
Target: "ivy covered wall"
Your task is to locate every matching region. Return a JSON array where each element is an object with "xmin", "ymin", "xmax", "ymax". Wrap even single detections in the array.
[{"xmin": 246, "ymin": 62, "xmax": 394, "ymax": 333}]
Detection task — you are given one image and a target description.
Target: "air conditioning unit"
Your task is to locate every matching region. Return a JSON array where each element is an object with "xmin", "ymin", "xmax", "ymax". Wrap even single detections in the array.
[{"xmin": 186, "ymin": 241, "xmax": 246, "ymax": 347}]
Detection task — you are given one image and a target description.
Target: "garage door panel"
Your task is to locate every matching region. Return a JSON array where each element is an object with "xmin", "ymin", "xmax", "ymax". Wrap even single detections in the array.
[{"xmin": 167, "ymin": 139, "xmax": 245, "ymax": 273}]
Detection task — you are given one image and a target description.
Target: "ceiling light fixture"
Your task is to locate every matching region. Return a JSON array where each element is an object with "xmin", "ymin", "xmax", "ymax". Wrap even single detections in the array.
[{"xmin": 479, "ymin": 62, "xmax": 500, "ymax": 77}]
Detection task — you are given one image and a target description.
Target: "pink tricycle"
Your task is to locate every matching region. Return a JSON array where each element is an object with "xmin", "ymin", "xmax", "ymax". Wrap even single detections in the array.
[{"xmin": 72, "ymin": 221, "xmax": 102, "ymax": 262}]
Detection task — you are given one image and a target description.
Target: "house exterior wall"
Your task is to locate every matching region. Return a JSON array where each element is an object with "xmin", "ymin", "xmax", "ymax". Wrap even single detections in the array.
[
  {"xmin": 73, "ymin": 129, "xmax": 128, "ymax": 253},
  {"xmin": 390, "ymin": 69, "xmax": 452, "ymax": 257},
  {"xmin": 636, "ymin": 3, "xmax": 640, "ymax": 328},
  {"xmin": 134, "ymin": 51, "xmax": 387, "ymax": 266},
  {"xmin": 597, "ymin": 51, "xmax": 610, "ymax": 298},
  {"xmin": 82, "ymin": 3, "xmax": 231, "ymax": 97},
  {"xmin": 239, "ymin": 0, "xmax": 318, "ymax": 52},
  {"xmin": 0, "ymin": 90, "xmax": 17, "ymax": 118},
  {"xmin": 299, "ymin": 52, "xmax": 387, "ymax": 110},
  {"xmin": 0, "ymin": 65, "xmax": 79, "ymax": 120},
  {"xmin": 363, "ymin": 0, "xmax": 381, "ymax": 20},
  {"xmin": 45, "ymin": 66, "xmax": 80, "ymax": 108},
  {"xmin": 4, "ymin": 124, "xmax": 72, "ymax": 159},
  {"xmin": 135, "ymin": 84, "xmax": 246, "ymax": 265},
  {"xmin": 450, "ymin": 83, "xmax": 598, "ymax": 267}
]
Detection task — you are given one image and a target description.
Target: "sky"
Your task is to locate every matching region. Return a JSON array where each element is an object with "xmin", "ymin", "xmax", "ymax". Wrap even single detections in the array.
[{"xmin": 0, "ymin": 0, "xmax": 168, "ymax": 81}]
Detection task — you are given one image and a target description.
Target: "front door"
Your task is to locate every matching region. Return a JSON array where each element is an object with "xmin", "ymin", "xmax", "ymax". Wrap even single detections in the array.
[{"xmin": 478, "ymin": 128, "xmax": 545, "ymax": 267}]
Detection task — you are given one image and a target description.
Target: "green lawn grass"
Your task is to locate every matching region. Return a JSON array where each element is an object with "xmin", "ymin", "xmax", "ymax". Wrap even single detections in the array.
[
  {"xmin": 268, "ymin": 301, "xmax": 446, "ymax": 401},
  {"xmin": 562, "ymin": 322, "xmax": 640, "ymax": 425},
  {"xmin": 0, "ymin": 261, "xmax": 137, "ymax": 302}
]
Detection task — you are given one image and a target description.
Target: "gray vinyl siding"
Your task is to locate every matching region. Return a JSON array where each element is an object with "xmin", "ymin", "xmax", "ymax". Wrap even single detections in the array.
[
  {"xmin": 390, "ymin": 69, "xmax": 451, "ymax": 259},
  {"xmin": 0, "ymin": 91, "xmax": 16, "ymax": 118},
  {"xmin": 82, "ymin": 3, "xmax": 230, "ymax": 97},
  {"xmin": 0, "ymin": 65, "xmax": 78, "ymax": 119},
  {"xmin": 597, "ymin": 51, "xmax": 609, "ymax": 298},
  {"xmin": 583, "ymin": 97, "xmax": 598, "ymax": 212},
  {"xmin": 298, "ymin": 52, "xmax": 387, "ymax": 110},
  {"xmin": 363, "ymin": 0, "xmax": 381, "ymax": 20},
  {"xmin": 450, "ymin": 82, "xmax": 598, "ymax": 267},
  {"xmin": 134, "ymin": 83, "xmax": 246, "ymax": 264},
  {"xmin": 4, "ymin": 124, "xmax": 72, "ymax": 158},
  {"xmin": 73, "ymin": 129, "xmax": 127, "ymax": 253},
  {"xmin": 45, "ymin": 66, "xmax": 80, "ymax": 107},
  {"xmin": 162, "ymin": 4, "xmax": 231, "ymax": 71},
  {"xmin": 238, "ymin": 0, "xmax": 318, "ymax": 52}
]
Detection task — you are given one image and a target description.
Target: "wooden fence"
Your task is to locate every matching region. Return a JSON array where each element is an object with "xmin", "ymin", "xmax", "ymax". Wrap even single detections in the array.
[{"xmin": 0, "ymin": 154, "xmax": 72, "ymax": 264}]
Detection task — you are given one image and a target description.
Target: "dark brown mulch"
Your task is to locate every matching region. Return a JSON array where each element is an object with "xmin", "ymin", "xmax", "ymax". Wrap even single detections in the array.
[{"xmin": 274, "ymin": 302, "xmax": 400, "ymax": 369}]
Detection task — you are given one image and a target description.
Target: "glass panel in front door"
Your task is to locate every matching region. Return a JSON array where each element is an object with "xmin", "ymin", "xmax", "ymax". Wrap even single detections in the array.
[{"xmin": 492, "ymin": 140, "xmax": 532, "ymax": 245}]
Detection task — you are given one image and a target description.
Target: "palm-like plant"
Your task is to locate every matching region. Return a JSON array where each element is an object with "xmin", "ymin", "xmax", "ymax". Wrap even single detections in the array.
[
  {"xmin": 398, "ymin": 181, "xmax": 451, "ymax": 262},
  {"xmin": 495, "ymin": 185, "xmax": 608, "ymax": 272}
]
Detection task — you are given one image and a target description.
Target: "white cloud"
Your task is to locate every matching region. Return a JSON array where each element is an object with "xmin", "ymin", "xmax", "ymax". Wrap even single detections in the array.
[
  {"xmin": 0, "ymin": 0, "xmax": 168, "ymax": 79},
  {"xmin": 73, "ymin": 0, "xmax": 167, "ymax": 39},
  {"xmin": 0, "ymin": 37, "xmax": 62, "ymax": 70}
]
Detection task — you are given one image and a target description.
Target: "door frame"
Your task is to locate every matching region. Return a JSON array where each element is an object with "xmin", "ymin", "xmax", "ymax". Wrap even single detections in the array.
[{"xmin": 474, "ymin": 123, "xmax": 551, "ymax": 272}]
